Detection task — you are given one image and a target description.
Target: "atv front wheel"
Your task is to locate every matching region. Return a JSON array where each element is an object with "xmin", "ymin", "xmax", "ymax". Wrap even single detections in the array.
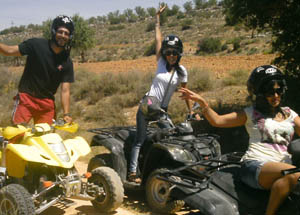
[
  {"xmin": 0, "ymin": 184, "xmax": 35, "ymax": 215},
  {"xmin": 89, "ymin": 167, "xmax": 124, "ymax": 212},
  {"xmin": 146, "ymin": 168, "xmax": 185, "ymax": 214},
  {"xmin": 87, "ymin": 153, "xmax": 111, "ymax": 172}
]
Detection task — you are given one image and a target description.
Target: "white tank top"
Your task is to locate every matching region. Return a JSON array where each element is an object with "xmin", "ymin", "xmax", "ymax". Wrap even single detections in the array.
[
  {"xmin": 242, "ymin": 106, "xmax": 298, "ymax": 163},
  {"xmin": 147, "ymin": 57, "xmax": 188, "ymax": 108}
]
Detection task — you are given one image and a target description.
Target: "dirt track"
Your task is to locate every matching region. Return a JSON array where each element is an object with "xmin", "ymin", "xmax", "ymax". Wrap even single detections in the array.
[
  {"xmin": 40, "ymin": 161, "xmax": 192, "ymax": 215},
  {"xmin": 40, "ymin": 161, "xmax": 136, "ymax": 215},
  {"xmin": 74, "ymin": 54, "xmax": 275, "ymax": 76}
]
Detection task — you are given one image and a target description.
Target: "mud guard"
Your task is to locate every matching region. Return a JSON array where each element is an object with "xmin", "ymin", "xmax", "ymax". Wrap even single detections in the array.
[
  {"xmin": 171, "ymin": 185, "xmax": 240, "ymax": 215},
  {"xmin": 90, "ymin": 134, "xmax": 127, "ymax": 181},
  {"xmin": 64, "ymin": 136, "xmax": 91, "ymax": 157},
  {"xmin": 142, "ymin": 143, "xmax": 184, "ymax": 183}
]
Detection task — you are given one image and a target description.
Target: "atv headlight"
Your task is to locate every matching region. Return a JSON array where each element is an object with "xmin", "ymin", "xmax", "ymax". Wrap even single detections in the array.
[
  {"xmin": 168, "ymin": 147, "xmax": 194, "ymax": 162},
  {"xmin": 48, "ymin": 141, "xmax": 70, "ymax": 162}
]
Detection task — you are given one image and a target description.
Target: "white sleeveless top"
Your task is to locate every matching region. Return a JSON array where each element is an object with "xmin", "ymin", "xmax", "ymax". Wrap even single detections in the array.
[
  {"xmin": 242, "ymin": 106, "xmax": 298, "ymax": 163},
  {"xmin": 147, "ymin": 57, "xmax": 188, "ymax": 108}
]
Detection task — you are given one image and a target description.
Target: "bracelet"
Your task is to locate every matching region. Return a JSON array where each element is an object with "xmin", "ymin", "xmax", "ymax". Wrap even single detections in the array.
[{"xmin": 63, "ymin": 113, "xmax": 71, "ymax": 117}]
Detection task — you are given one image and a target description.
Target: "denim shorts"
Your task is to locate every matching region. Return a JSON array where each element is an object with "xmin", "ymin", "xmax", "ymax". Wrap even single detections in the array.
[{"xmin": 240, "ymin": 160, "xmax": 266, "ymax": 190}]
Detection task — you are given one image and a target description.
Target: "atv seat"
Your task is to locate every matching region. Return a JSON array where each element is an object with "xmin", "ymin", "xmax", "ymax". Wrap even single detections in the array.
[{"xmin": 211, "ymin": 166, "xmax": 269, "ymax": 213}]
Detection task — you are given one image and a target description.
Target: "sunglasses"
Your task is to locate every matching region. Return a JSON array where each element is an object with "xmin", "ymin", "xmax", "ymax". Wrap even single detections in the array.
[
  {"xmin": 164, "ymin": 50, "xmax": 179, "ymax": 56},
  {"xmin": 264, "ymin": 87, "xmax": 284, "ymax": 97}
]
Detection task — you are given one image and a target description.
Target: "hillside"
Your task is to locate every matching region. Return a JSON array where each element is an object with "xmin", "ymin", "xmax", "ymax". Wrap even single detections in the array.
[
  {"xmin": 0, "ymin": 6, "xmax": 272, "ymax": 65},
  {"xmin": 82, "ymin": 7, "xmax": 272, "ymax": 62}
]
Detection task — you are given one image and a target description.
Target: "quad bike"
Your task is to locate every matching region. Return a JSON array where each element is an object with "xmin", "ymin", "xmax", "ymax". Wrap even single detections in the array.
[
  {"xmin": 155, "ymin": 139, "xmax": 300, "ymax": 215},
  {"xmin": 0, "ymin": 121, "xmax": 124, "ymax": 214},
  {"xmin": 87, "ymin": 107, "xmax": 221, "ymax": 214}
]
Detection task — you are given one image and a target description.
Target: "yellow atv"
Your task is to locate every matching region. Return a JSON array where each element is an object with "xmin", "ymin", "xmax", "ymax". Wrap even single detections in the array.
[{"xmin": 0, "ymin": 121, "xmax": 124, "ymax": 214}]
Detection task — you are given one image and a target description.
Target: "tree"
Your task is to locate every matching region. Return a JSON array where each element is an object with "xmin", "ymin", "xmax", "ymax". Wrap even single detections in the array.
[
  {"xmin": 135, "ymin": 6, "xmax": 147, "ymax": 20},
  {"xmin": 223, "ymin": 0, "xmax": 300, "ymax": 77},
  {"xmin": 193, "ymin": 0, "xmax": 207, "ymax": 10},
  {"xmin": 124, "ymin": 9, "xmax": 138, "ymax": 23},
  {"xmin": 107, "ymin": 10, "xmax": 124, "ymax": 24},
  {"xmin": 147, "ymin": 7, "xmax": 156, "ymax": 17},
  {"xmin": 71, "ymin": 14, "xmax": 96, "ymax": 62},
  {"xmin": 167, "ymin": 5, "xmax": 181, "ymax": 16},
  {"xmin": 42, "ymin": 19, "xmax": 52, "ymax": 39},
  {"xmin": 183, "ymin": 1, "xmax": 193, "ymax": 13},
  {"xmin": 42, "ymin": 15, "xmax": 96, "ymax": 63}
]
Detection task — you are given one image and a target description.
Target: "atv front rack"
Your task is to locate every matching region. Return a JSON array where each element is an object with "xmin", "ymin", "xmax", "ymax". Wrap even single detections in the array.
[{"xmin": 156, "ymin": 152, "xmax": 244, "ymax": 189}]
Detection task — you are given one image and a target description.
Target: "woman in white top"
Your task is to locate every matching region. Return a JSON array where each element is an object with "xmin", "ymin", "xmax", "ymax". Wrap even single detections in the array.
[
  {"xmin": 128, "ymin": 5, "xmax": 193, "ymax": 183},
  {"xmin": 179, "ymin": 65, "xmax": 300, "ymax": 215}
]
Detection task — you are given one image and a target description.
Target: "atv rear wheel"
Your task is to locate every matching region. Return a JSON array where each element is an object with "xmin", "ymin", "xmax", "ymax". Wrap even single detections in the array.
[
  {"xmin": 87, "ymin": 153, "xmax": 111, "ymax": 172},
  {"xmin": 0, "ymin": 184, "xmax": 35, "ymax": 215},
  {"xmin": 89, "ymin": 167, "xmax": 124, "ymax": 212},
  {"xmin": 146, "ymin": 168, "xmax": 185, "ymax": 214}
]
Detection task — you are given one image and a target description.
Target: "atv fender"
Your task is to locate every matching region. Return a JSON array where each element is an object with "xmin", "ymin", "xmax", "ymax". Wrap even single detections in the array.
[
  {"xmin": 64, "ymin": 136, "xmax": 91, "ymax": 157},
  {"xmin": 90, "ymin": 134, "xmax": 127, "ymax": 179},
  {"xmin": 171, "ymin": 185, "xmax": 239, "ymax": 215},
  {"xmin": 142, "ymin": 143, "xmax": 184, "ymax": 181},
  {"xmin": 5, "ymin": 136, "xmax": 90, "ymax": 172}
]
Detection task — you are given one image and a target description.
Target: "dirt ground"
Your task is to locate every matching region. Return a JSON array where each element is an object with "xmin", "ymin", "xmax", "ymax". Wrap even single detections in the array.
[
  {"xmin": 74, "ymin": 54, "xmax": 275, "ymax": 77},
  {"xmin": 40, "ymin": 161, "xmax": 196, "ymax": 215}
]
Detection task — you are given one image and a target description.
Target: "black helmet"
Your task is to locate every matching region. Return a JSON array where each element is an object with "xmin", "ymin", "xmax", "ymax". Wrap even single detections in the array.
[
  {"xmin": 51, "ymin": 15, "xmax": 74, "ymax": 42},
  {"xmin": 161, "ymin": 35, "xmax": 183, "ymax": 59},
  {"xmin": 247, "ymin": 65, "xmax": 287, "ymax": 97}
]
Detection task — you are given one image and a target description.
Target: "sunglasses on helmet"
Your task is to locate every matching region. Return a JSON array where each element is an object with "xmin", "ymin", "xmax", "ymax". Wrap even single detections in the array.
[
  {"xmin": 264, "ymin": 87, "xmax": 284, "ymax": 97},
  {"xmin": 164, "ymin": 49, "xmax": 179, "ymax": 56}
]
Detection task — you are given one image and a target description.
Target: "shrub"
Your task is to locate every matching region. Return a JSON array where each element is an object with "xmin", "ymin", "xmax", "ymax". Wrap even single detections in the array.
[
  {"xmin": 221, "ymin": 43, "xmax": 228, "ymax": 51},
  {"xmin": 108, "ymin": 25, "xmax": 125, "ymax": 31},
  {"xmin": 143, "ymin": 41, "xmax": 156, "ymax": 56},
  {"xmin": 247, "ymin": 47, "xmax": 258, "ymax": 55},
  {"xmin": 232, "ymin": 37, "xmax": 242, "ymax": 51},
  {"xmin": 222, "ymin": 70, "xmax": 249, "ymax": 86},
  {"xmin": 146, "ymin": 22, "xmax": 155, "ymax": 32},
  {"xmin": 188, "ymin": 68, "xmax": 214, "ymax": 91},
  {"xmin": 196, "ymin": 37, "xmax": 222, "ymax": 54},
  {"xmin": 0, "ymin": 67, "xmax": 19, "ymax": 125},
  {"xmin": 181, "ymin": 19, "xmax": 193, "ymax": 31}
]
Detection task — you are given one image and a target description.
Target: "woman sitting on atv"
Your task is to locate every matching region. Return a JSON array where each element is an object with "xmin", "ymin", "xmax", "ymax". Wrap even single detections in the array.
[
  {"xmin": 179, "ymin": 65, "xmax": 300, "ymax": 215},
  {"xmin": 128, "ymin": 5, "xmax": 193, "ymax": 183}
]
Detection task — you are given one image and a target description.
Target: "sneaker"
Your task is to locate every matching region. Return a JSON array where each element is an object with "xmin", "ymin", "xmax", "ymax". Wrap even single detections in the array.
[{"xmin": 128, "ymin": 172, "xmax": 141, "ymax": 183}]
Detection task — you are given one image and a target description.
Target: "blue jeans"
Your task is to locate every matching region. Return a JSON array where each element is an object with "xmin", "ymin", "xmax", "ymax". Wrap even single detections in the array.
[
  {"xmin": 240, "ymin": 160, "xmax": 266, "ymax": 190},
  {"xmin": 129, "ymin": 108, "xmax": 171, "ymax": 173}
]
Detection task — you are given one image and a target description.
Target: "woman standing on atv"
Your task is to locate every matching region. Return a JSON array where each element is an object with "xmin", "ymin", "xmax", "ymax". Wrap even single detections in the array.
[
  {"xmin": 179, "ymin": 65, "xmax": 300, "ymax": 215},
  {"xmin": 128, "ymin": 5, "xmax": 193, "ymax": 183}
]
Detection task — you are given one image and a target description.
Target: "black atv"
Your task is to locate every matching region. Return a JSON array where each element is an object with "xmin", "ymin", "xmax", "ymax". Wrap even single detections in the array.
[
  {"xmin": 87, "ymin": 111, "xmax": 221, "ymax": 214},
  {"xmin": 156, "ymin": 139, "xmax": 300, "ymax": 215}
]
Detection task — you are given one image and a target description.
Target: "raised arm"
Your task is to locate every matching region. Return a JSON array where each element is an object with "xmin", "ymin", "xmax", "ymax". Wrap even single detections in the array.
[
  {"xmin": 181, "ymin": 82, "xmax": 193, "ymax": 114},
  {"xmin": 179, "ymin": 88, "xmax": 247, "ymax": 128},
  {"xmin": 0, "ymin": 43, "xmax": 21, "ymax": 56},
  {"xmin": 155, "ymin": 5, "xmax": 166, "ymax": 61}
]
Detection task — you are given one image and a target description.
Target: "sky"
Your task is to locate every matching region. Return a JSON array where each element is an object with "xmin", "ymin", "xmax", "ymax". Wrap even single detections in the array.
[{"xmin": 0, "ymin": 0, "xmax": 189, "ymax": 31}]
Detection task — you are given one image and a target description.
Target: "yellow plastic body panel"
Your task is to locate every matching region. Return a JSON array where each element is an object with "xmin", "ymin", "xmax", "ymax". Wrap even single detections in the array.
[
  {"xmin": 6, "ymin": 150, "xmax": 27, "ymax": 178},
  {"xmin": 5, "ymin": 133, "xmax": 90, "ymax": 170},
  {"xmin": 2, "ymin": 125, "xmax": 29, "ymax": 140},
  {"xmin": 2, "ymin": 123, "xmax": 90, "ymax": 178}
]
